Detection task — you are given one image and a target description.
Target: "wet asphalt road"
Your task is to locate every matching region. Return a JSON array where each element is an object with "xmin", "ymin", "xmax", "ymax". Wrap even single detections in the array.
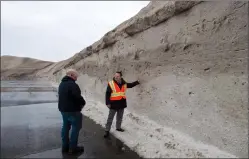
[{"xmin": 1, "ymin": 80, "xmax": 140, "ymax": 158}]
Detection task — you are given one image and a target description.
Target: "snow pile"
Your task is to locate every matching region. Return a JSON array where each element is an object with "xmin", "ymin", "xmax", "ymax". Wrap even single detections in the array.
[
  {"xmin": 82, "ymin": 98, "xmax": 237, "ymax": 158},
  {"xmin": 52, "ymin": 81, "xmax": 237, "ymax": 158}
]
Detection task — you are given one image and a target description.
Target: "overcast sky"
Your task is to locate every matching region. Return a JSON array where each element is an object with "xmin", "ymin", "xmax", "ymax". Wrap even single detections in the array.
[{"xmin": 1, "ymin": 1, "xmax": 149, "ymax": 62}]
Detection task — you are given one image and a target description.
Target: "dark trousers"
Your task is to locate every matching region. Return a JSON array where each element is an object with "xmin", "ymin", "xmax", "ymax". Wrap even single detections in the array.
[
  {"xmin": 61, "ymin": 112, "xmax": 82, "ymax": 149},
  {"xmin": 105, "ymin": 108, "xmax": 124, "ymax": 131}
]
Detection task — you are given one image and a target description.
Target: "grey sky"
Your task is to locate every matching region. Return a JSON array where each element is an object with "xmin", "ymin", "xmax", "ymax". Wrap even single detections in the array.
[{"xmin": 1, "ymin": 1, "xmax": 149, "ymax": 62}]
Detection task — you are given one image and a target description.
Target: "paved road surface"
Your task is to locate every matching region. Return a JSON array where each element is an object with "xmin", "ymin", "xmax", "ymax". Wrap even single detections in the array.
[{"xmin": 1, "ymin": 80, "xmax": 140, "ymax": 158}]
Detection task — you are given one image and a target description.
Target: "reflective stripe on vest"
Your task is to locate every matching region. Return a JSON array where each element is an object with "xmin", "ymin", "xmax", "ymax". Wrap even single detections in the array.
[{"xmin": 109, "ymin": 80, "xmax": 127, "ymax": 100}]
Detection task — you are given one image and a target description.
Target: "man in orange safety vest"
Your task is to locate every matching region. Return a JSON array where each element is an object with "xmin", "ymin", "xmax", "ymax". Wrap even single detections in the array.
[{"xmin": 104, "ymin": 71, "xmax": 140, "ymax": 138}]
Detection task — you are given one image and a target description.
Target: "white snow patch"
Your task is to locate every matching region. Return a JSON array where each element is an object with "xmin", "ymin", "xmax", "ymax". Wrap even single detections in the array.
[{"xmin": 82, "ymin": 98, "xmax": 237, "ymax": 158}]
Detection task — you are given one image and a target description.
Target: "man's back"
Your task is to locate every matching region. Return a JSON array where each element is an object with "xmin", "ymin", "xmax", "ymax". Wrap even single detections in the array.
[
  {"xmin": 58, "ymin": 76, "xmax": 85, "ymax": 112},
  {"xmin": 58, "ymin": 69, "xmax": 85, "ymax": 154}
]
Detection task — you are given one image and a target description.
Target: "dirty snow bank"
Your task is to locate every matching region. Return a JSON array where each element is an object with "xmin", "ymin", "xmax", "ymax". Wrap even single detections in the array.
[
  {"xmin": 83, "ymin": 98, "xmax": 236, "ymax": 158},
  {"xmin": 51, "ymin": 81, "xmax": 236, "ymax": 158}
]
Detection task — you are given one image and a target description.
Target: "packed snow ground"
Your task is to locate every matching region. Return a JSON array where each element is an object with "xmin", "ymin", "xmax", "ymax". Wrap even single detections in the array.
[{"xmin": 82, "ymin": 98, "xmax": 236, "ymax": 158}]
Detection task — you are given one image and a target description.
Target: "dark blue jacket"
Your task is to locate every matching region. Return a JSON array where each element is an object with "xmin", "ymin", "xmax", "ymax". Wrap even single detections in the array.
[{"xmin": 58, "ymin": 76, "xmax": 86, "ymax": 112}]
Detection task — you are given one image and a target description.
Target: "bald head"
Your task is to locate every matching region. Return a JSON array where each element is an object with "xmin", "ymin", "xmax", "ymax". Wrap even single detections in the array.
[{"xmin": 66, "ymin": 69, "xmax": 79, "ymax": 81}]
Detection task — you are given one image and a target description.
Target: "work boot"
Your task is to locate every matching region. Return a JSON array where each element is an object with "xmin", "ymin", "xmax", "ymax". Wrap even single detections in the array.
[
  {"xmin": 104, "ymin": 131, "xmax": 110, "ymax": 138},
  {"xmin": 69, "ymin": 146, "xmax": 84, "ymax": 155},
  {"xmin": 116, "ymin": 128, "xmax": 125, "ymax": 132},
  {"xmin": 61, "ymin": 146, "xmax": 69, "ymax": 153}
]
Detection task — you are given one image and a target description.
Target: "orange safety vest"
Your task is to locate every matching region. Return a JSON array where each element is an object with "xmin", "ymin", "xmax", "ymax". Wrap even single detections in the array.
[{"xmin": 108, "ymin": 80, "xmax": 127, "ymax": 101}]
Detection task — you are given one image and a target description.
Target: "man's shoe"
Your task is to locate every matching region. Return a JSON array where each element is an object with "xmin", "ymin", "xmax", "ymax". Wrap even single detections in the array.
[
  {"xmin": 69, "ymin": 146, "xmax": 84, "ymax": 154},
  {"xmin": 104, "ymin": 131, "xmax": 110, "ymax": 138},
  {"xmin": 61, "ymin": 147, "xmax": 69, "ymax": 153},
  {"xmin": 116, "ymin": 128, "xmax": 125, "ymax": 132}
]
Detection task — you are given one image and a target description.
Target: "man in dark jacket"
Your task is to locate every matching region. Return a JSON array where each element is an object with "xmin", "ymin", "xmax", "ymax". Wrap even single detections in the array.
[
  {"xmin": 58, "ymin": 69, "xmax": 86, "ymax": 154},
  {"xmin": 104, "ymin": 71, "xmax": 140, "ymax": 138}
]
